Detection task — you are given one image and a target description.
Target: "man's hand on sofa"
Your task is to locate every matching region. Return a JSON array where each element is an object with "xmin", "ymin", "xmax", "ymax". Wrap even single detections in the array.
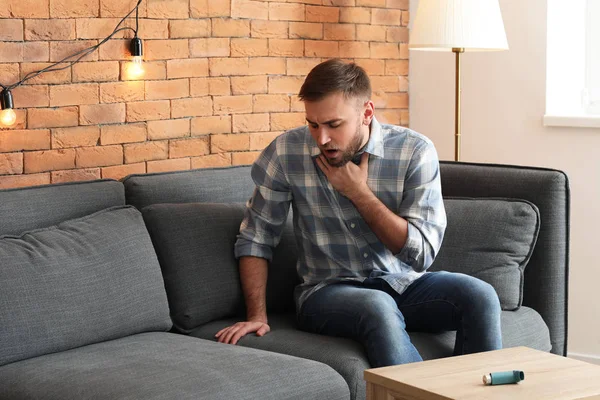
[{"xmin": 215, "ymin": 321, "xmax": 271, "ymax": 345}]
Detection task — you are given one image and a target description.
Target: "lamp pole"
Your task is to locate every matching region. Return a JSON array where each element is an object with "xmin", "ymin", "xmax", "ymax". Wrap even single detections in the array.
[{"xmin": 453, "ymin": 47, "xmax": 464, "ymax": 162}]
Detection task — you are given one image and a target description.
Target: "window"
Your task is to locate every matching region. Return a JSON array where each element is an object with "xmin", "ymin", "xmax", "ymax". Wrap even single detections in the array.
[{"xmin": 544, "ymin": 0, "xmax": 600, "ymax": 127}]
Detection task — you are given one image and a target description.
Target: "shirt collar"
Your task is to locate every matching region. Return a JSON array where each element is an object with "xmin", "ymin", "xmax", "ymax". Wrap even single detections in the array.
[{"xmin": 309, "ymin": 116, "xmax": 385, "ymax": 159}]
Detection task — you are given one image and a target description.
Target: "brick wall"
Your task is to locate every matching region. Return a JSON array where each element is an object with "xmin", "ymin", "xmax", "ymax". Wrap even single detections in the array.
[{"xmin": 0, "ymin": 0, "xmax": 409, "ymax": 189}]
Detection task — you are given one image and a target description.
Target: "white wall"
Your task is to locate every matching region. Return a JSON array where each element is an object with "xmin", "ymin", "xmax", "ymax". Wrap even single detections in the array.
[{"xmin": 409, "ymin": 0, "xmax": 600, "ymax": 362}]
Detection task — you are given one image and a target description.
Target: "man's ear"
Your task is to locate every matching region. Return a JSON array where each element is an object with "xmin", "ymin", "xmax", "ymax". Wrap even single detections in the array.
[{"xmin": 363, "ymin": 100, "xmax": 375, "ymax": 125}]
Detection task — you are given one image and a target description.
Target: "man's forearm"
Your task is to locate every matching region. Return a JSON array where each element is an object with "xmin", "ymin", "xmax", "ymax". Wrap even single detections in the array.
[
  {"xmin": 239, "ymin": 256, "xmax": 269, "ymax": 323},
  {"xmin": 349, "ymin": 189, "xmax": 408, "ymax": 254}
]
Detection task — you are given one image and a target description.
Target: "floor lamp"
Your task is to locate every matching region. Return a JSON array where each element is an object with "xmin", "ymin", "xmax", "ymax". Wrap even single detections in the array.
[{"xmin": 409, "ymin": 0, "xmax": 509, "ymax": 161}]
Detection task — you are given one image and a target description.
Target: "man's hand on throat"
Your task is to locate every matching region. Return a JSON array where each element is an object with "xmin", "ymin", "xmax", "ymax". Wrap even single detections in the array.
[{"xmin": 316, "ymin": 152, "xmax": 370, "ymax": 201}]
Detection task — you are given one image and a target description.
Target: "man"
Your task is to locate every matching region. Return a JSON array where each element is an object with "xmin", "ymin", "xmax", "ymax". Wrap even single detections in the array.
[{"xmin": 216, "ymin": 59, "xmax": 502, "ymax": 367}]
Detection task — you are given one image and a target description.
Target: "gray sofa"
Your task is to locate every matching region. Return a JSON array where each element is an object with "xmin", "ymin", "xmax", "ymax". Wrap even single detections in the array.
[{"xmin": 0, "ymin": 161, "xmax": 569, "ymax": 400}]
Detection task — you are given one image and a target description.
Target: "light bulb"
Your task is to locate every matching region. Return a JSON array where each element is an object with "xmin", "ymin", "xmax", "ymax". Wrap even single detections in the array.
[
  {"xmin": 0, "ymin": 108, "xmax": 16, "ymax": 126},
  {"xmin": 128, "ymin": 56, "xmax": 145, "ymax": 79}
]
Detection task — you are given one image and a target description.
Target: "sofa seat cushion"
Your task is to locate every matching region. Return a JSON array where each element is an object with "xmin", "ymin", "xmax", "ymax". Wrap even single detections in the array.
[
  {"xmin": 0, "ymin": 332, "xmax": 350, "ymax": 400},
  {"xmin": 429, "ymin": 198, "xmax": 541, "ymax": 310},
  {"xmin": 0, "ymin": 206, "xmax": 172, "ymax": 367},
  {"xmin": 191, "ymin": 314, "xmax": 369, "ymax": 400},
  {"xmin": 191, "ymin": 307, "xmax": 551, "ymax": 400}
]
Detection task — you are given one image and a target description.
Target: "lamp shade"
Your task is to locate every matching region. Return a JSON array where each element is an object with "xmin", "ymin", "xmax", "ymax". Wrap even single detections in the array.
[{"xmin": 409, "ymin": 0, "xmax": 509, "ymax": 51}]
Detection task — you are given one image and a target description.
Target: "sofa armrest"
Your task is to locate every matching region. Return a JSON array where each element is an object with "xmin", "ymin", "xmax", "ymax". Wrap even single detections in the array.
[{"xmin": 439, "ymin": 161, "xmax": 570, "ymax": 356}]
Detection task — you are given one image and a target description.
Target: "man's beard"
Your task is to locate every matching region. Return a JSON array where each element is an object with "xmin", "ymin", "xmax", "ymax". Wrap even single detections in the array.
[{"xmin": 322, "ymin": 121, "xmax": 364, "ymax": 167}]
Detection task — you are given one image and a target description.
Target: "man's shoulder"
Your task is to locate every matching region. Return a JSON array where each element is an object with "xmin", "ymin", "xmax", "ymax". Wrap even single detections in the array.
[
  {"xmin": 380, "ymin": 123, "xmax": 434, "ymax": 150},
  {"xmin": 270, "ymin": 125, "xmax": 312, "ymax": 153}
]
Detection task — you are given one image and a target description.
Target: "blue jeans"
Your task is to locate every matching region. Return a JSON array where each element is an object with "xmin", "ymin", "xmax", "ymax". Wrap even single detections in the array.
[{"xmin": 297, "ymin": 271, "xmax": 502, "ymax": 367}]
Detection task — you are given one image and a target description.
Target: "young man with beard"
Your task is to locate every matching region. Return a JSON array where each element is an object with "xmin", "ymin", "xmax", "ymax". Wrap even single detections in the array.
[{"xmin": 216, "ymin": 59, "xmax": 502, "ymax": 366}]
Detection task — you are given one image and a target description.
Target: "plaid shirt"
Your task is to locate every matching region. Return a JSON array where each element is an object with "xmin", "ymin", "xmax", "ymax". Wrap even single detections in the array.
[{"xmin": 234, "ymin": 117, "xmax": 447, "ymax": 312}]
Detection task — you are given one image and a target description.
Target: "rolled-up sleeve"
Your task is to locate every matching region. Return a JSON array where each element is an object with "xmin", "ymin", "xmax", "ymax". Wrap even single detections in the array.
[
  {"xmin": 395, "ymin": 141, "xmax": 446, "ymax": 272},
  {"xmin": 234, "ymin": 139, "xmax": 292, "ymax": 262}
]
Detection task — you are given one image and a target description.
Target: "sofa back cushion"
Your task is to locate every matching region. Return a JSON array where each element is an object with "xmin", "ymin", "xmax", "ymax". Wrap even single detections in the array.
[
  {"xmin": 0, "ymin": 206, "xmax": 172, "ymax": 367},
  {"xmin": 0, "ymin": 179, "xmax": 125, "ymax": 236},
  {"xmin": 123, "ymin": 166, "xmax": 254, "ymax": 210},
  {"xmin": 142, "ymin": 202, "xmax": 299, "ymax": 333},
  {"xmin": 429, "ymin": 198, "xmax": 540, "ymax": 310}
]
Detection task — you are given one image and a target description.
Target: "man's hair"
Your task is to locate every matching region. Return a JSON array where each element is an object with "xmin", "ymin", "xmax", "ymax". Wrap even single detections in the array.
[{"xmin": 298, "ymin": 59, "xmax": 372, "ymax": 102}]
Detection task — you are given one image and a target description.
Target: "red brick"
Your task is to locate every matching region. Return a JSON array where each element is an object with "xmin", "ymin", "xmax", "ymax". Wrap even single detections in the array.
[
  {"xmin": 0, "ymin": 0, "xmax": 49, "ymax": 18},
  {"xmin": 0, "ymin": 152, "xmax": 23, "ymax": 175},
  {"xmin": 370, "ymin": 42, "xmax": 400, "ymax": 59},
  {"xmin": 75, "ymin": 145, "xmax": 123, "ymax": 168},
  {"xmin": 231, "ymin": 76, "xmax": 268, "ymax": 95},
  {"xmin": 52, "ymin": 126, "xmax": 99, "ymax": 148},
  {"xmin": 171, "ymin": 97, "xmax": 213, "ymax": 118},
  {"xmin": 98, "ymin": 40, "xmax": 130, "ymax": 61},
  {"xmin": 23, "ymin": 42, "xmax": 49, "ymax": 62},
  {"xmin": 370, "ymin": 76, "xmax": 400, "ymax": 93},
  {"xmin": 387, "ymin": 26, "xmax": 409, "ymax": 43},
  {"xmin": 25, "ymin": 19, "xmax": 76, "ymax": 40},
  {"xmin": 253, "ymin": 94, "xmax": 289, "ymax": 113},
  {"xmin": 232, "ymin": 151, "xmax": 260, "ymax": 166},
  {"xmin": 232, "ymin": 0, "xmax": 269, "ymax": 20},
  {"xmin": 209, "ymin": 58, "xmax": 249, "ymax": 77},
  {"xmin": 121, "ymin": 61, "xmax": 167, "ymax": 81},
  {"xmin": 147, "ymin": 157, "xmax": 191, "ymax": 173},
  {"xmin": 400, "ymin": 109, "xmax": 409, "ymax": 126},
  {"xmin": 50, "ymin": 40, "xmax": 97, "ymax": 62},
  {"xmin": 101, "ymin": 162, "xmax": 146, "ymax": 181},
  {"xmin": 12, "ymin": 85, "xmax": 50, "ymax": 108},
  {"xmin": 271, "ymin": 112, "xmax": 305, "ymax": 130},
  {"xmin": 401, "ymin": 11, "xmax": 409, "ymax": 27},
  {"xmin": 357, "ymin": 24, "xmax": 386, "ymax": 42},
  {"xmin": 20, "ymin": 63, "xmax": 71, "ymax": 85},
  {"xmin": 306, "ymin": 6, "xmax": 339, "ymax": 23},
  {"xmin": 191, "ymin": 116, "xmax": 231, "ymax": 135},
  {"xmin": 0, "ymin": 19, "xmax": 23, "ymax": 41},
  {"xmin": 231, "ymin": 39, "xmax": 269, "ymax": 57},
  {"xmin": 358, "ymin": 0, "xmax": 385, "ymax": 6},
  {"xmin": 340, "ymin": 41, "xmax": 370, "ymax": 58},
  {"xmin": 250, "ymin": 131, "xmax": 281, "ymax": 150},
  {"xmin": 213, "ymin": 96, "xmax": 252, "ymax": 115},
  {"xmin": 50, "ymin": 0, "xmax": 98, "ymax": 17},
  {"xmin": 268, "ymin": 76, "xmax": 304, "ymax": 94},
  {"xmin": 289, "ymin": 22, "xmax": 323, "ymax": 40},
  {"xmin": 76, "ymin": 18, "xmax": 122, "ymax": 39},
  {"xmin": 269, "ymin": 3, "xmax": 305, "ymax": 21},
  {"xmin": 372, "ymin": 92, "xmax": 408, "ymax": 108},
  {"xmin": 378, "ymin": 108, "xmax": 401, "ymax": 125},
  {"xmin": 147, "ymin": 119, "xmax": 190, "ymax": 140},
  {"xmin": 24, "ymin": 149, "xmax": 76, "ymax": 173},
  {"xmin": 287, "ymin": 58, "xmax": 320, "ymax": 76},
  {"xmin": 49, "ymin": 83, "xmax": 99, "ymax": 107},
  {"xmin": 251, "ymin": 20, "xmax": 288, "ymax": 38},
  {"xmin": 100, "ymin": 81, "xmax": 145, "ymax": 103},
  {"xmin": 191, "ymin": 153, "xmax": 231, "ymax": 169},
  {"xmin": 386, "ymin": 0, "xmax": 408, "ymax": 10},
  {"xmin": 233, "ymin": 113, "xmax": 270, "ymax": 133},
  {"xmin": 372, "ymin": 8, "xmax": 401, "ymax": 25},
  {"xmin": 323, "ymin": 0, "xmax": 355, "ymax": 5},
  {"xmin": 169, "ymin": 19, "xmax": 210, "ymax": 39},
  {"xmin": 324, "ymin": 23, "xmax": 355, "ymax": 41},
  {"xmin": 354, "ymin": 59, "xmax": 385, "ymax": 76},
  {"xmin": 145, "ymin": 79, "xmax": 190, "ymax": 100},
  {"xmin": 28, "ymin": 107, "xmax": 78, "ymax": 129},
  {"xmin": 305, "ymin": 40, "xmax": 339, "ymax": 57},
  {"xmin": 290, "ymin": 95, "xmax": 304, "ymax": 112},
  {"xmin": 100, "ymin": 0, "xmax": 147, "ymax": 18},
  {"xmin": 340, "ymin": 7, "xmax": 370, "ymax": 24},
  {"xmin": 190, "ymin": 0, "xmax": 230, "ymax": 18},
  {"xmin": 169, "ymin": 137, "xmax": 209, "ymax": 158},
  {"xmin": 144, "ymin": 39, "xmax": 189, "ymax": 60},
  {"xmin": 137, "ymin": 19, "xmax": 170, "ymax": 39},
  {"xmin": 190, "ymin": 77, "xmax": 231, "ymax": 97},
  {"xmin": 211, "ymin": 134, "xmax": 249, "ymax": 153},
  {"xmin": 0, "ymin": 173, "xmax": 50, "ymax": 189},
  {"xmin": 190, "ymin": 38, "xmax": 230, "ymax": 58},
  {"xmin": 385, "ymin": 59, "xmax": 409, "ymax": 75},
  {"xmin": 147, "ymin": 0, "xmax": 189, "ymax": 18},
  {"xmin": 124, "ymin": 141, "xmax": 168, "ymax": 163},
  {"xmin": 100, "ymin": 123, "xmax": 147, "ymax": 145},
  {"xmin": 80, "ymin": 103, "xmax": 126, "ymax": 125},
  {"xmin": 73, "ymin": 61, "xmax": 120, "ymax": 82},
  {"xmin": 212, "ymin": 19, "xmax": 250, "ymax": 37},
  {"xmin": 0, "ymin": 43, "xmax": 24, "ymax": 62},
  {"xmin": 269, "ymin": 39, "xmax": 304, "ymax": 57},
  {"xmin": 51, "ymin": 168, "xmax": 101, "ymax": 183},
  {"xmin": 127, "ymin": 101, "xmax": 171, "ymax": 122},
  {"xmin": 399, "ymin": 76, "xmax": 408, "ymax": 92},
  {"xmin": 248, "ymin": 57, "xmax": 286, "ymax": 75}
]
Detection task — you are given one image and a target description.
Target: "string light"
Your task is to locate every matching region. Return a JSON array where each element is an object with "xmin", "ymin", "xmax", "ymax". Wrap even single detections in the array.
[
  {"xmin": 0, "ymin": 90, "xmax": 16, "ymax": 127},
  {"xmin": 0, "ymin": 0, "xmax": 144, "ymax": 126}
]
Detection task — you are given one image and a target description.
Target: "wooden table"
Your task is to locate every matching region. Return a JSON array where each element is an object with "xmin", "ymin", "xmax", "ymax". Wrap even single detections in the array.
[{"xmin": 364, "ymin": 346, "xmax": 600, "ymax": 400}]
